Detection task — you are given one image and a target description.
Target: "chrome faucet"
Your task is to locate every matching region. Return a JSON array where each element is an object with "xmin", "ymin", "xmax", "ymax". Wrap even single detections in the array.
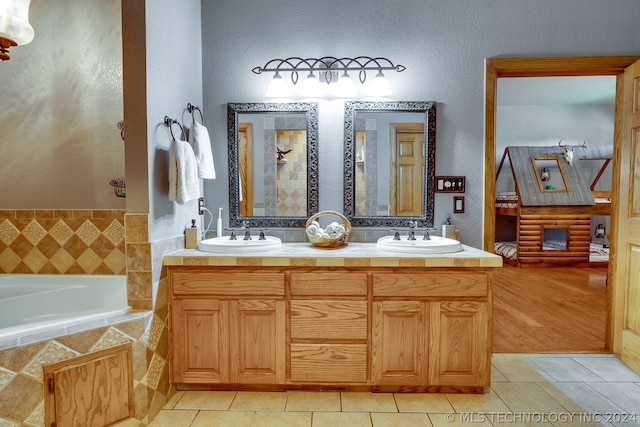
[
  {"xmin": 242, "ymin": 220, "xmax": 252, "ymax": 240},
  {"xmin": 407, "ymin": 221, "xmax": 417, "ymax": 240}
]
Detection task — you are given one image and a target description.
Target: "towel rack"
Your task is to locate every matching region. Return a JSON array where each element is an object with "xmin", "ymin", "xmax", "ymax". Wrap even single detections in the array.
[
  {"xmin": 187, "ymin": 103, "xmax": 204, "ymax": 124},
  {"xmin": 164, "ymin": 116, "xmax": 186, "ymax": 140}
]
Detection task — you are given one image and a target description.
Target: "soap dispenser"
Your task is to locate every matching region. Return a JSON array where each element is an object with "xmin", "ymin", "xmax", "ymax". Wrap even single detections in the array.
[{"xmin": 185, "ymin": 219, "xmax": 199, "ymax": 249}]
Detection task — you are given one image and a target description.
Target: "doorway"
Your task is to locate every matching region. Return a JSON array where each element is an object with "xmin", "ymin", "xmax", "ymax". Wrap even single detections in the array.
[{"xmin": 483, "ymin": 56, "xmax": 640, "ymax": 352}]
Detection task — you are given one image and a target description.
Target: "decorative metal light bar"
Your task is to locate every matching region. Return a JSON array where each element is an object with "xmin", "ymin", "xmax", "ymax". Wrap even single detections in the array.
[{"xmin": 252, "ymin": 56, "xmax": 406, "ymax": 98}]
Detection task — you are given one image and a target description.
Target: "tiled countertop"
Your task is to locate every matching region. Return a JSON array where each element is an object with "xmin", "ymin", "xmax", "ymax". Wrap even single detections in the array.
[{"xmin": 164, "ymin": 242, "xmax": 503, "ymax": 268}]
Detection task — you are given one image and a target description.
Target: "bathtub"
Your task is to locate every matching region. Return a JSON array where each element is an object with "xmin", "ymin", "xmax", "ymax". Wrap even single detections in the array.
[{"xmin": 0, "ymin": 274, "xmax": 131, "ymax": 345}]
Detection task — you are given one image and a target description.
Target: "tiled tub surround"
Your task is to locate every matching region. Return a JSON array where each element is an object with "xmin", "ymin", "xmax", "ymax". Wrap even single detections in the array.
[
  {"xmin": 0, "ymin": 210, "xmax": 126, "ymax": 275},
  {"xmin": 0, "ymin": 310, "xmax": 171, "ymax": 426}
]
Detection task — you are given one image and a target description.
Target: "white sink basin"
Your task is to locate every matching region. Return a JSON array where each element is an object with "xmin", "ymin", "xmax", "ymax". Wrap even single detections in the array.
[
  {"xmin": 376, "ymin": 235, "xmax": 463, "ymax": 254},
  {"xmin": 198, "ymin": 236, "xmax": 283, "ymax": 253}
]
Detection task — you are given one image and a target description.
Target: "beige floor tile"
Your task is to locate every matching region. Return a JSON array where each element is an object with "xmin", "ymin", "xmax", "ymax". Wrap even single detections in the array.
[
  {"xmin": 250, "ymin": 411, "xmax": 312, "ymax": 427},
  {"xmin": 230, "ymin": 391, "xmax": 288, "ymax": 411},
  {"xmin": 147, "ymin": 409, "xmax": 198, "ymax": 427},
  {"xmin": 490, "ymin": 382, "xmax": 569, "ymax": 413},
  {"xmin": 491, "ymin": 364, "xmax": 508, "ymax": 382},
  {"xmin": 535, "ymin": 382, "xmax": 587, "ymax": 413},
  {"xmin": 371, "ymin": 412, "xmax": 433, "ymax": 427},
  {"xmin": 428, "ymin": 413, "xmax": 493, "ymax": 427},
  {"xmin": 191, "ymin": 410, "xmax": 255, "ymax": 427},
  {"xmin": 174, "ymin": 390, "xmax": 237, "ymax": 410},
  {"xmin": 393, "ymin": 393, "xmax": 454, "ymax": 413},
  {"xmin": 312, "ymin": 411, "xmax": 372, "ymax": 427},
  {"xmin": 340, "ymin": 392, "xmax": 398, "ymax": 412},
  {"xmin": 162, "ymin": 391, "xmax": 184, "ymax": 409},
  {"xmin": 491, "ymin": 354, "xmax": 549, "ymax": 382},
  {"xmin": 286, "ymin": 391, "xmax": 341, "ymax": 412},
  {"xmin": 446, "ymin": 389, "xmax": 511, "ymax": 413}
]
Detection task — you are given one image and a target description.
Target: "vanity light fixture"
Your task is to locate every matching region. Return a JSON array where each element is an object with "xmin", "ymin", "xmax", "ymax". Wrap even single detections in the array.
[
  {"xmin": 253, "ymin": 56, "xmax": 405, "ymax": 98},
  {"xmin": 540, "ymin": 167, "xmax": 550, "ymax": 181},
  {"xmin": 0, "ymin": 0, "xmax": 34, "ymax": 61}
]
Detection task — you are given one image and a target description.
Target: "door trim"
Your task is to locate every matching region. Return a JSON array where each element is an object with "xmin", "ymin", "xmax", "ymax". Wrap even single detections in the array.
[{"xmin": 483, "ymin": 56, "xmax": 640, "ymax": 350}]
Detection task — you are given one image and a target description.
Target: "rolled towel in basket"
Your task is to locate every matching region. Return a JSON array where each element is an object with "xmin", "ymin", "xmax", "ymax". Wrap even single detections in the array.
[{"xmin": 306, "ymin": 222, "xmax": 320, "ymax": 236}]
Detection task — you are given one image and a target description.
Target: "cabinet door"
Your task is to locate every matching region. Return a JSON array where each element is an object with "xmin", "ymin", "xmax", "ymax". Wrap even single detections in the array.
[
  {"xmin": 172, "ymin": 298, "xmax": 228, "ymax": 383},
  {"xmin": 429, "ymin": 301, "xmax": 489, "ymax": 387},
  {"xmin": 229, "ymin": 299, "xmax": 286, "ymax": 384},
  {"xmin": 372, "ymin": 301, "xmax": 428, "ymax": 385}
]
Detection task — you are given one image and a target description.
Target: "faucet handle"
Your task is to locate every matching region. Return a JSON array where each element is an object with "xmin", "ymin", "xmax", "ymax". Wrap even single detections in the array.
[
  {"xmin": 259, "ymin": 228, "xmax": 270, "ymax": 240},
  {"xmin": 389, "ymin": 228, "xmax": 401, "ymax": 240},
  {"xmin": 225, "ymin": 228, "xmax": 237, "ymax": 240}
]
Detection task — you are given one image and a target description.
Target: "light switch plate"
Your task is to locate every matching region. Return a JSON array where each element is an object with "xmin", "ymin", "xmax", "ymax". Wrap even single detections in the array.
[
  {"xmin": 436, "ymin": 176, "xmax": 465, "ymax": 193},
  {"xmin": 453, "ymin": 196, "xmax": 465, "ymax": 213}
]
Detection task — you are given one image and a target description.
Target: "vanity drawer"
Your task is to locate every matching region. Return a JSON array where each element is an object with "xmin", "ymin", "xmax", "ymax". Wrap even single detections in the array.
[
  {"xmin": 372, "ymin": 272, "xmax": 488, "ymax": 297},
  {"xmin": 171, "ymin": 270, "xmax": 285, "ymax": 296},
  {"xmin": 290, "ymin": 344, "xmax": 367, "ymax": 383},
  {"xmin": 290, "ymin": 272, "xmax": 367, "ymax": 296},
  {"xmin": 290, "ymin": 301, "xmax": 367, "ymax": 340}
]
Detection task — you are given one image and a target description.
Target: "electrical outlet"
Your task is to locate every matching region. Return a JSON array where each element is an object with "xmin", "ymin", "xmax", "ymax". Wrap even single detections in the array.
[{"xmin": 198, "ymin": 197, "xmax": 204, "ymax": 215}]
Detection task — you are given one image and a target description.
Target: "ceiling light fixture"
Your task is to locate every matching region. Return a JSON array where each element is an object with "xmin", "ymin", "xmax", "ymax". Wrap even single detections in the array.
[
  {"xmin": 0, "ymin": 0, "xmax": 34, "ymax": 61},
  {"xmin": 252, "ymin": 56, "xmax": 405, "ymax": 98}
]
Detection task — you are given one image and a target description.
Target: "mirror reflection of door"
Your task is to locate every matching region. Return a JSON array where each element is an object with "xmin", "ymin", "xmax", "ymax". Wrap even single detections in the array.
[
  {"xmin": 276, "ymin": 129, "xmax": 307, "ymax": 216},
  {"xmin": 389, "ymin": 123, "xmax": 424, "ymax": 215},
  {"xmin": 239, "ymin": 123, "xmax": 253, "ymax": 216}
]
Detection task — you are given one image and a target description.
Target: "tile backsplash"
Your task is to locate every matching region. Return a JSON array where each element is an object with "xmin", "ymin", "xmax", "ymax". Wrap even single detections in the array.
[{"xmin": 0, "ymin": 210, "xmax": 126, "ymax": 275}]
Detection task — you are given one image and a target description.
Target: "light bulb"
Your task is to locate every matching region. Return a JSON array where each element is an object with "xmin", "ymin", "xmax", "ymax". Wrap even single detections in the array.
[
  {"xmin": 332, "ymin": 71, "xmax": 356, "ymax": 98},
  {"xmin": 299, "ymin": 71, "xmax": 324, "ymax": 97},
  {"xmin": 366, "ymin": 70, "xmax": 392, "ymax": 96},
  {"xmin": 265, "ymin": 72, "xmax": 292, "ymax": 97}
]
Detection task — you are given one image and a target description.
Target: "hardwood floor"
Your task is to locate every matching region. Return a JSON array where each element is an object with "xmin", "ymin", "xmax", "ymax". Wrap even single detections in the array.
[{"xmin": 492, "ymin": 264, "xmax": 608, "ymax": 353}]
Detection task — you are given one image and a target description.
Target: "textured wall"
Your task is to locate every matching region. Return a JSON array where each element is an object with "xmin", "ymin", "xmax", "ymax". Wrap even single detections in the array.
[
  {"xmin": 0, "ymin": 0, "xmax": 124, "ymax": 210},
  {"xmin": 201, "ymin": 0, "xmax": 640, "ymax": 248}
]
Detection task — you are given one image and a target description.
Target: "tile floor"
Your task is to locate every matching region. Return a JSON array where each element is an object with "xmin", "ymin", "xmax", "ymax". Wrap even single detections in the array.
[{"xmin": 122, "ymin": 354, "xmax": 640, "ymax": 427}]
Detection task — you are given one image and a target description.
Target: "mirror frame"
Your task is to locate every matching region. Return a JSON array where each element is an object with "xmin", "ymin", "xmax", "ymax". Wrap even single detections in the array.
[
  {"xmin": 343, "ymin": 101, "xmax": 436, "ymax": 227},
  {"xmin": 227, "ymin": 102, "xmax": 319, "ymax": 227}
]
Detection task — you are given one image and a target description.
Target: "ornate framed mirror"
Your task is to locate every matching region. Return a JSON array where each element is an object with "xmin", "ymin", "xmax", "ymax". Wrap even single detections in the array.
[
  {"xmin": 343, "ymin": 101, "xmax": 436, "ymax": 227},
  {"xmin": 227, "ymin": 102, "xmax": 319, "ymax": 227}
]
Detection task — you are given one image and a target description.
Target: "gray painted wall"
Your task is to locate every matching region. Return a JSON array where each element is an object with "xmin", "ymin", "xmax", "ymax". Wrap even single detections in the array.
[{"xmin": 201, "ymin": 0, "xmax": 640, "ymax": 248}]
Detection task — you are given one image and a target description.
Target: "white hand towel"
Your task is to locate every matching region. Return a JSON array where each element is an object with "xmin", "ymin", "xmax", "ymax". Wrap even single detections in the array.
[
  {"xmin": 189, "ymin": 121, "xmax": 216, "ymax": 179},
  {"xmin": 169, "ymin": 138, "xmax": 200, "ymax": 205}
]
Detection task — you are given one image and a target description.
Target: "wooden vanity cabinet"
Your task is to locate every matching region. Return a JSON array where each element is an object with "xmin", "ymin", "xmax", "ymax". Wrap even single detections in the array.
[
  {"xmin": 169, "ymin": 265, "xmax": 492, "ymax": 391},
  {"xmin": 289, "ymin": 271, "xmax": 368, "ymax": 384},
  {"xmin": 372, "ymin": 271, "xmax": 491, "ymax": 389},
  {"xmin": 170, "ymin": 268, "xmax": 286, "ymax": 385}
]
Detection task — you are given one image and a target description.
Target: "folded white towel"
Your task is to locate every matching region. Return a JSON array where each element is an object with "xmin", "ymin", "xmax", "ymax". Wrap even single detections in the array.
[
  {"xmin": 189, "ymin": 121, "xmax": 216, "ymax": 179},
  {"xmin": 169, "ymin": 138, "xmax": 200, "ymax": 204}
]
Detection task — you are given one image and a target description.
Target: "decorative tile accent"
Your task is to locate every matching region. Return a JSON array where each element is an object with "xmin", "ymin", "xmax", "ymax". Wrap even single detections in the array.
[
  {"xmin": 143, "ymin": 315, "xmax": 164, "ymax": 351},
  {"xmin": 0, "ymin": 220, "xmax": 19, "ymax": 245},
  {"xmin": 0, "ymin": 368, "xmax": 15, "ymax": 392},
  {"xmin": 22, "ymin": 221, "xmax": 47, "ymax": 246},
  {"xmin": 0, "ymin": 210, "xmax": 126, "ymax": 274},
  {"xmin": 104, "ymin": 219, "xmax": 126, "ymax": 246},
  {"xmin": 48, "ymin": 220, "xmax": 74, "ymax": 246},
  {"xmin": 22, "ymin": 341, "xmax": 80, "ymax": 382},
  {"xmin": 76, "ymin": 220, "xmax": 101, "ymax": 246},
  {"xmin": 141, "ymin": 353, "xmax": 165, "ymax": 389},
  {"xmin": 91, "ymin": 327, "xmax": 133, "ymax": 352}
]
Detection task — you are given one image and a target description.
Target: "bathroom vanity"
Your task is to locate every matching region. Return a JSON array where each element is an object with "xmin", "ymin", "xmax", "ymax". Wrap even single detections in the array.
[{"xmin": 164, "ymin": 243, "xmax": 501, "ymax": 393}]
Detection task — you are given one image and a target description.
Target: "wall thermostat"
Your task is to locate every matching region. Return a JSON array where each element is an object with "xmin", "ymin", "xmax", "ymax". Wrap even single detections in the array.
[{"xmin": 436, "ymin": 176, "xmax": 465, "ymax": 193}]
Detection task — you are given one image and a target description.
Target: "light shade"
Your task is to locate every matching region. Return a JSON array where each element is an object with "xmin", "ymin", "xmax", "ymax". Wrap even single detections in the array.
[
  {"xmin": 366, "ymin": 71, "xmax": 392, "ymax": 96},
  {"xmin": 332, "ymin": 71, "xmax": 357, "ymax": 98},
  {"xmin": 299, "ymin": 72, "xmax": 325, "ymax": 97},
  {"xmin": 0, "ymin": 0, "xmax": 33, "ymax": 61},
  {"xmin": 0, "ymin": 0, "xmax": 34, "ymax": 45},
  {"xmin": 265, "ymin": 72, "xmax": 292, "ymax": 97}
]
